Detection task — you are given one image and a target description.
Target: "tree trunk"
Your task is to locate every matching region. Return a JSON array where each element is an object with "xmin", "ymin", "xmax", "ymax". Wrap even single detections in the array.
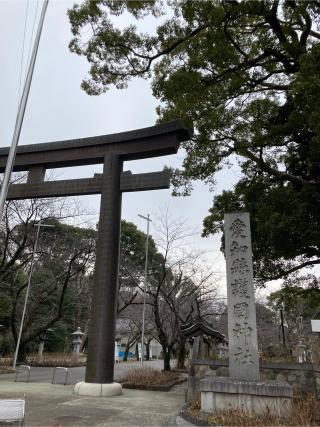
[
  {"xmin": 146, "ymin": 341, "xmax": 150, "ymax": 361},
  {"xmin": 123, "ymin": 341, "xmax": 130, "ymax": 362},
  {"xmin": 135, "ymin": 343, "xmax": 139, "ymax": 361},
  {"xmin": 17, "ymin": 343, "xmax": 27, "ymax": 364},
  {"xmin": 177, "ymin": 340, "xmax": 186, "ymax": 369},
  {"xmin": 163, "ymin": 348, "xmax": 171, "ymax": 371}
]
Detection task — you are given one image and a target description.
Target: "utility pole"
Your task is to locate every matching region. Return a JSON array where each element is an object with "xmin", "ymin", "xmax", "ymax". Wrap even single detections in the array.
[
  {"xmin": 138, "ymin": 213, "xmax": 151, "ymax": 366},
  {"xmin": 13, "ymin": 221, "xmax": 54, "ymax": 369},
  {"xmin": 0, "ymin": 0, "xmax": 49, "ymax": 222}
]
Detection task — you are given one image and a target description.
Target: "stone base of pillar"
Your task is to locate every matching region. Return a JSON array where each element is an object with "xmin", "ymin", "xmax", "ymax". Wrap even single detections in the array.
[
  {"xmin": 200, "ymin": 377, "xmax": 292, "ymax": 417},
  {"xmin": 74, "ymin": 381, "xmax": 122, "ymax": 397}
]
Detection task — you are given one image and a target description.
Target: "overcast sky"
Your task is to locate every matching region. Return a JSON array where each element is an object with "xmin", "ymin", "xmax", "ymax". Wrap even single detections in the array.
[{"xmin": 0, "ymin": 0, "xmax": 281, "ymax": 300}]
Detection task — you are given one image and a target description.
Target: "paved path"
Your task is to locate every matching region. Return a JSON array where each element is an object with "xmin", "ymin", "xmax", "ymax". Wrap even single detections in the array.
[
  {"xmin": 0, "ymin": 360, "xmax": 165, "ymax": 385},
  {"xmin": 0, "ymin": 383, "xmax": 187, "ymax": 426},
  {"xmin": 0, "ymin": 361, "xmax": 187, "ymax": 426}
]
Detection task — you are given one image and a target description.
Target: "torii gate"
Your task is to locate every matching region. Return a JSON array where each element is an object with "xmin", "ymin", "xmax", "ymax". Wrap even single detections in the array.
[{"xmin": 0, "ymin": 120, "xmax": 192, "ymax": 395}]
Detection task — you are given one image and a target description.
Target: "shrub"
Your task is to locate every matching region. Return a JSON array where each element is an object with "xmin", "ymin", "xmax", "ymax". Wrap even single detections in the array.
[
  {"xmin": 188, "ymin": 393, "xmax": 320, "ymax": 426},
  {"xmin": 120, "ymin": 367, "xmax": 179, "ymax": 386}
]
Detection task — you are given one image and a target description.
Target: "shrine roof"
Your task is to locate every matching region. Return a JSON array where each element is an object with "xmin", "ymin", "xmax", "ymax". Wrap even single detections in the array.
[{"xmin": 181, "ymin": 319, "xmax": 228, "ymax": 343}]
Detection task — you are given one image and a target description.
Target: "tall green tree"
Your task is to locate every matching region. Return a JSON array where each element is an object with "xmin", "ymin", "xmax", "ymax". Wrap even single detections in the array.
[
  {"xmin": 12, "ymin": 220, "xmax": 95, "ymax": 359},
  {"xmin": 68, "ymin": 0, "xmax": 320, "ymax": 281},
  {"xmin": 202, "ymin": 176, "xmax": 320, "ymax": 283},
  {"xmin": 0, "ymin": 196, "xmax": 96, "ymax": 358},
  {"xmin": 267, "ymin": 275, "xmax": 320, "ymax": 345},
  {"xmin": 267, "ymin": 276, "xmax": 320, "ymax": 320}
]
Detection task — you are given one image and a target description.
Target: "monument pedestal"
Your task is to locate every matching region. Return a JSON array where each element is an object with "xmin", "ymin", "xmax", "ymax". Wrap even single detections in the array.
[
  {"xmin": 200, "ymin": 377, "xmax": 292, "ymax": 417},
  {"xmin": 74, "ymin": 381, "xmax": 122, "ymax": 397}
]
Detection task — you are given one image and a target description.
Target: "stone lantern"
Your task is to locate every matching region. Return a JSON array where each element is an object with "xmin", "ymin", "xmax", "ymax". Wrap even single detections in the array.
[{"xmin": 71, "ymin": 327, "xmax": 84, "ymax": 362}]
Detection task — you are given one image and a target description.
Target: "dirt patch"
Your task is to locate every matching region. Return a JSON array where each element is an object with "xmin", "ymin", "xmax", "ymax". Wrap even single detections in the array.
[
  {"xmin": 122, "ymin": 377, "xmax": 186, "ymax": 391},
  {"xmin": 120, "ymin": 367, "xmax": 185, "ymax": 391}
]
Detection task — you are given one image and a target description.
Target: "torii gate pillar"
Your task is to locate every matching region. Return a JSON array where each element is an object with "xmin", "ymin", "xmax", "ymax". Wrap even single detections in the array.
[{"xmin": 85, "ymin": 155, "xmax": 122, "ymax": 386}]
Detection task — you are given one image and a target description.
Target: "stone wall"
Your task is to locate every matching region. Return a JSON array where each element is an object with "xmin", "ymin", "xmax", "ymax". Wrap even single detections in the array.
[{"xmin": 186, "ymin": 359, "xmax": 320, "ymax": 402}]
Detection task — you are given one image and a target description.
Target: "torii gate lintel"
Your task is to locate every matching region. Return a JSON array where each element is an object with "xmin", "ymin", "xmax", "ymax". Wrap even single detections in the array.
[{"xmin": 7, "ymin": 169, "xmax": 170, "ymax": 199}]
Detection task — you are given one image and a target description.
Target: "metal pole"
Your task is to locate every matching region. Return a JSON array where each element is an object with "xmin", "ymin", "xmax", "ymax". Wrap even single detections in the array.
[
  {"xmin": 138, "ymin": 213, "xmax": 151, "ymax": 366},
  {"xmin": 0, "ymin": 0, "xmax": 49, "ymax": 222},
  {"xmin": 13, "ymin": 221, "xmax": 54, "ymax": 369}
]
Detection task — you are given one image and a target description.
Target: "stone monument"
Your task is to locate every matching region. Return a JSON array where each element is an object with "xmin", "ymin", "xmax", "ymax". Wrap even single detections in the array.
[
  {"xmin": 200, "ymin": 212, "xmax": 293, "ymax": 416},
  {"xmin": 224, "ymin": 212, "xmax": 259, "ymax": 381}
]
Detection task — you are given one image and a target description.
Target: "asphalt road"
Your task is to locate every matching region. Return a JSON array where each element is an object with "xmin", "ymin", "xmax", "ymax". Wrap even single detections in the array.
[{"xmin": 0, "ymin": 359, "xmax": 166, "ymax": 385}]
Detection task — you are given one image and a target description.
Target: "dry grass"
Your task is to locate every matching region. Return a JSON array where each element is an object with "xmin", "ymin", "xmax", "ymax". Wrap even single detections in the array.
[
  {"xmin": 0, "ymin": 353, "xmax": 86, "ymax": 368},
  {"xmin": 188, "ymin": 394, "xmax": 320, "ymax": 426},
  {"xmin": 120, "ymin": 367, "xmax": 180, "ymax": 386},
  {"xmin": 0, "ymin": 358, "xmax": 17, "ymax": 373},
  {"xmin": 0, "ymin": 357, "xmax": 12, "ymax": 367},
  {"xmin": 26, "ymin": 352, "xmax": 86, "ymax": 366}
]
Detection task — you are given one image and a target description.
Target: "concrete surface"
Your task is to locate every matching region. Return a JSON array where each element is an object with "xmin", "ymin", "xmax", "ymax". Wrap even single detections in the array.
[
  {"xmin": 74, "ymin": 381, "xmax": 122, "ymax": 397},
  {"xmin": 0, "ymin": 380, "xmax": 186, "ymax": 426},
  {"xmin": 0, "ymin": 362, "xmax": 187, "ymax": 426},
  {"xmin": 1, "ymin": 360, "xmax": 165, "ymax": 385}
]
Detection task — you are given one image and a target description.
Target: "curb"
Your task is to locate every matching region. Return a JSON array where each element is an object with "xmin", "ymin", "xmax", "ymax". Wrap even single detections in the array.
[{"xmin": 180, "ymin": 404, "xmax": 210, "ymax": 426}]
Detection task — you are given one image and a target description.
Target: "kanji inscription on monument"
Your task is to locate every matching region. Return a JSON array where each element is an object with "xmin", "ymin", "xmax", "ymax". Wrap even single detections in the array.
[{"xmin": 224, "ymin": 212, "xmax": 260, "ymax": 381}]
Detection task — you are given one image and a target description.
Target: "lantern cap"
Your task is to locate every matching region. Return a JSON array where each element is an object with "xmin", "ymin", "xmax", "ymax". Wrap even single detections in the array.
[{"xmin": 71, "ymin": 327, "xmax": 85, "ymax": 336}]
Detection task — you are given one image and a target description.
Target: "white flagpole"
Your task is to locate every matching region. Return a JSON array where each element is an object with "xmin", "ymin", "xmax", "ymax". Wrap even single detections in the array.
[{"xmin": 0, "ymin": 0, "xmax": 49, "ymax": 221}]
